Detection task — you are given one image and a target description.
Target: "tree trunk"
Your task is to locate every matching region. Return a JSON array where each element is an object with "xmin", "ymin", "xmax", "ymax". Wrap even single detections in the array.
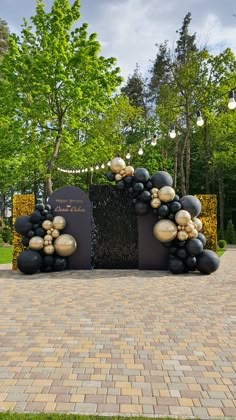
[
  {"xmin": 173, "ymin": 136, "xmax": 179, "ymax": 190},
  {"xmin": 179, "ymin": 134, "xmax": 187, "ymax": 196},
  {"xmin": 185, "ymin": 99, "xmax": 190, "ymax": 194},
  {"xmin": 218, "ymin": 173, "xmax": 224, "ymax": 231},
  {"xmin": 46, "ymin": 124, "xmax": 63, "ymax": 197}
]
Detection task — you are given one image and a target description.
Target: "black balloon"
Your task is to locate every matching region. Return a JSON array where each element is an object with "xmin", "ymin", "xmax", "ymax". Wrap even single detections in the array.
[
  {"xmin": 169, "ymin": 201, "xmax": 182, "ymax": 213},
  {"xmin": 176, "ymin": 248, "xmax": 188, "ymax": 260},
  {"xmin": 169, "ymin": 246, "xmax": 178, "ymax": 255},
  {"xmin": 45, "ymin": 204, "xmax": 52, "ymax": 211},
  {"xmin": 134, "ymin": 201, "xmax": 149, "ymax": 215},
  {"xmin": 53, "ymin": 256, "xmax": 67, "ymax": 271},
  {"xmin": 134, "ymin": 168, "xmax": 150, "ymax": 183},
  {"xmin": 174, "ymin": 195, "xmax": 180, "ymax": 201},
  {"xmin": 158, "ymin": 205, "xmax": 170, "ymax": 217},
  {"xmin": 35, "ymin": 228, "xmax": 45, "ymax": 237},
  {"xmin": 124, "ymin": 176, "xmax": 133, "ymax": 184},
  {"xmin": 197, "ymin": 250, "xmax": 220, "ymax": 274},
  {"xmin": 33, "ymin": 224, "xmax": 39, "ymax": 230},
  {"xmin": 45, "ymin": 213, "xmax": 54, "ymax": 221},
  {"xmin": 146, "ymin": 181, "xmax": 153, "ymax": 190},
  {"xmin": 117, "ymin": 180, "xmax": 125, "ymax": 189},
  {"xmin": 185, "ymin": 256, "xmax": 197, "ymax": 269},
  {"xmin": 35, "ymin": 203, "xmax": 45, "ymax": 212},
  {"xmin": 151, "ymin": 171, "xmax": 173, "ymax": 188},
  {"xmin": 169, "ymin": 257, "xmax": 185, "ymax": 274},
  {"xmin": 27, "ymin": 230, "xmax": 35, "ymax": 238},
  {"xmin": 186, "ymin": 238, "xmax": 203, "ymax": 256},
  {"xmin": 15, "ymin": 216, "xmax": 33, "ymax": 236},
  {"xmin": 197, "ymin": 232, "xmax": 207, "ymax": 246},
  {"xmin": 22, "ymin": 236, "xmax": 30, "ymax": 246},
  {"xmin": 180, "ymin": 195, "xmax": 201, "ymax": 217},
  {"xmin": 133, "ymin": 182, "xmax": 144, "ymax": 193},
  {"xmin": 106, "ymin": 172, "xmax": 115, "ymax": 181},
  {"xmin": 139, "ymin": 191, "xmax": 151, "ymax": 202},
  {"xmin": 168, "ymin": 213, "xmax": 175, "ymax": 220},
  {"xmin": 17, "ymin": 250, "xmax": 42, "ymax": 275},
  {"xmin": 42, "ymin": 255, "xmax": 54, "ymax": 267},
  {"xmin": 30, "ymin": 211, "xmax": 42, "ymax": 224}
]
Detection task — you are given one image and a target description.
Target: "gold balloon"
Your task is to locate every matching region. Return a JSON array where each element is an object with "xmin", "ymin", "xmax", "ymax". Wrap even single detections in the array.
[
  {"xmin": 152, "ymin": 192, "xmax": 159, "ymax": 198},
  {"xmin": 153, "ymin": 220, "xmax": 177, "ymax": 243},
  {"xmin": 115, "ymin": 173, "xmax": 123, "ymax": 181},
  {"xmin": 125, "ymin": 166, "xmax": 134, "ymax": 176},
  {"xmin": 175, "ymin": 210, "xmax": 191, "ymax": 226},
  {"xmin": 44, "ymin": 245, "xmax": 55, "ymax": 255},
  {"xmin": 150, "ymin": 198, "xmax": 161, "ymax": 208},
  {"xmin": 192, "ymin": 217, "xmax": 202, "ymax": 232},
  {"xmin": 120, "ymin": 169, "xmax": 126, "ymax": 176},
  {"xmin": 177, "ymin": 230, "xmax": 189, "ymax": 241},
  {"xmin": 158, "ymin": 186, "xmax": 176, "ymax": 203},
  {"xmin": 53, "ymin": 216, "xmax": 66, "ymax": 231},
  {"xmin": 29, "ymin": 236, "xmax": 44, "ymax": 251},
  {"xmin": 54, "ymin": 234, "xmax": 77, "ymax": 257},
  {"xmin": 44, "ymin": 240, "xmax": 49, "ymax": 246},
  {"xmin": 44, "ymin": 234, "xmax": 52, "ymax": 241},
  {"xmin": 185, "ymin": 223, "xmax": 194, "ymax": 233},
  {"xmin": 151, "ymin": 188, "xmax": 159, "ymax": 194},
  {"xmin": 110, "ymin": 157, "xmax": 126, "ymax": 174},
  {"xmin": 52, "ymin": 229, "xmax": 60, "ymax": 238},
  {"xmin": 42, "ymin": 220, "xmax": 53, "ymax": 230},
  {"xmin": 188, "ymin": 229, "xmax": 198, "ymax": 239},
  {"xmin": 47, "ymin": 230, "xmax": 51, "ymax": 234}
]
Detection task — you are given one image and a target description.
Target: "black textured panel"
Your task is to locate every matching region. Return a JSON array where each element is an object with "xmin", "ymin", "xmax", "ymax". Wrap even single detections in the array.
[{"xmin": 89, "ymin": 185, "xmax": 138, "ymax": 268}]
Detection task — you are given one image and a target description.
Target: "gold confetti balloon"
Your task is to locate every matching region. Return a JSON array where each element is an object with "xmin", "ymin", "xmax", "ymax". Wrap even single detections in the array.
[
  {"xmin": 150, "ymin": 198, "xmax": 161, "ymax": 208},
  {"xmin": 52, "ymin": 216, "xmax": 66, "ymax": 231},
  {"xmin": 175, "ymin": 210, "xmax": 191, "ymax": 226},
  {"xmin": 29, "ymin": 236, "xmax": 44, "ymax": 251},
  {"xmin": 42, "ymin": 220, "xmax": 53, "ymax": 230},
  {"xmin": 54, "ymin": 234, "xmax": 77, "ymax": 257},
  {"xmin": 110, "ymin": 157, "xmax": 126, "ymax": 174},
  {"xmin": 158, "ymin": 186, "xmax": 175, "ymax": 203},
  {"xmin": 153, "ymin": 220, "xmax": 177, "ymax": 242}
]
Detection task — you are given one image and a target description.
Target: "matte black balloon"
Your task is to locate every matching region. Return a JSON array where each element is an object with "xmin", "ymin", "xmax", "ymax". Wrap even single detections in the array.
[
  {"xmin": 15, "ymin": 216, "xmax": 33, "ymax": 236},
  {"xmin": 42, "ymin": 209, "xmax": 49, "ymax": 215},
  {"xmin": 163, "ymin": 241, "xmax": 174, "ymax": 247},
  {"xmin": 27, "ymin": 230, "xmax": 35, "ymax": 238},
  {"xmin": 151, "ymin": 171, "xmax": 173, "ymax": 188},
  {"xmin": 169, "ymin": 246, "xmax": 178, "ymax": 255},
  {"xmin": 17, "ymin": 250, "xmax": 42, "ymax": 275},
  {"xmin": 185, "ymin": 256, "xmax": 197, "ymax": 269},
  {"xmin": 186, "ymin": 238, "xmax": 203, "ymax": 256},
  {"xmin": 169, "ymin": 201, "xmax": 182, "ymax": 213},
  {"xmin": 146, "ymin": 181, "xmax": 153, "ymax": 190},
  {"xmin": 174, "ymin": 195, "xmax": 180, "ymax": 201},
  {"xmin": 158, "ymin": 205, "xmax": 170, "ymax": 217},
  {"xmin": 124, "ymin": 176, "xmax": 133, "ymax": 184},
  {"xmin": 134, "ymin": 201, "xmax": 149, "ymax": 216},
  {"xmin": 30, "ymin": 211, "xmax": 42, "ymax": 224},
  {"xmin": 35, "ymin": 203, "xmax": 45, "ymax": 212},
  {"xmin": 42, "ymin": 255, "xmax": 54, "ymax": 267},
  {"xmin": 176, "ymin": 248, "xmax": 188, "ymax": 260},
  {"xmin": 22, "ymin": 236, "xmax": 30, "ymax": 246},
  {"xmin": 33, "ymin": 224, "xmax": 39, "ymax": 230},
  {"xmin": 106, "ymin": 172, "xmax": 115, "ymax": 181},
  {"xmin": 180, "ymin": 195, "xmax": 201, "ymax": 218},
  {"xmin": 45, "ymin": 213, "xmax": 54, "ymax": 221},
  {"xmin": 133, "ymin": 182, "xmax": 144, "ymax": 193},
  {"xmin": 197, "ymin": 250, "xmax": 220, "ymax": 274},
  {"xmin": 53, "ymin": 256, "xmax": 67, "ymax": 271},
  {"xmin": 169, "ymin": 257, "xmax": 185, "ymax": 274},
  {"xmin": 134, "ymin": 168, "xmax": 150, "ymax": 183},
  {"xmin": 132, "ymin": 198, "xmax": 137, "ymax": 204},
  {"xmin": 41, "ymin": 265, "xmax": 53, "ymax": 272},
  {"xmin": 35, "ymin": 228, "xmax": 45, "ymax": 237},
  {"xmin": 197, "ymin": 232, "xmax": 207, "ymax": 246},
  {"xmin": 45, "ymin": 204, "xmax": 52, "ymax": 211},
  {"xmin": 139, "ymin": 190, "xmax": 151, "ymax": 202},
  {"xmin": 168, "ymin": 213, "xmax": 175, "ymax": 220},
  {"xmin": 117, "ymin": 180, "xmax": 125, "ymax": 189}
]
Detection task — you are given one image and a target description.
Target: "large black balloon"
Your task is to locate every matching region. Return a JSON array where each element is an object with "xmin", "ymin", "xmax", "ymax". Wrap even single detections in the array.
[
  {"xmin": 53, "ymin": 256, "xmax": 67, "ymax": 271},
  {"xmin": 180, "ymin": 195, "xmax": 201, "ymax": 217},
  {"xmin": 185, "ymin": 256, "xmax": 197, "ymax": 269},
  {"xmin": 42, "ymin": 255, "xmax": 54, "ymax": 267},
  {"xmin": 30, "ymin": 211, "xmax": 42, "ymax": 224},
  {"xmin": 169, "ymin": 201, "xmax": 182, "ymax": 213},
  {"xmin": 151, "ymin": 171, "xmax": 173, "ymax": 189},
  {"xmin": 186, "ymin": 238, "xmax": 203, "ymax": 256},
  {"xmin": 169, "ymin": 257, "xmax": 185, "ymax": 274},
  {"xmin": 158, "ymin": 205, "xmax": 169, "ymax": 217},
  {"xmin": 134, "ymin": 168, "xmax": 150, "ymax": 183},
  {"xmin": 197, "ymin": 232, "xmax": 207, "ymax": 246},
  {"xmin": 176, "ymin": 248, "xmax": 188, "ymax": 260},
  {"xmin": 17, "ymin": 250, "xmax": 42, "ymax": 275},
  {"xmin": 106, "ymin": 172, "xmax": 115, "ymax": 182},
  {"xmin": 15, "ymin": 216, "xmax": 33, "ymax": 236},
  {"xmin": 134, "ymin": 201, "xmax": 149, "ymax": 215},
  {"xmin": 139, "ymin": 191, "xmax": 151, "ymax": 202},
  {"xmin": 133, "ymin": 182, "xmax": 144, "ymax": 193},
  {"xmin": 197, "ymin": 250, "xmax": 220, "ymax": 274}
]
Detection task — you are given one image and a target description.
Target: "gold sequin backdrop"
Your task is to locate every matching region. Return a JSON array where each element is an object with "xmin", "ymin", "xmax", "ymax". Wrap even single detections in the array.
[
  {"xmin": 12, "ymin": 194, "xmax": 35, "ymax": 270},
  {"xmin": 195, "ymin": 194, "xmax": 217, "ymax": 252}
]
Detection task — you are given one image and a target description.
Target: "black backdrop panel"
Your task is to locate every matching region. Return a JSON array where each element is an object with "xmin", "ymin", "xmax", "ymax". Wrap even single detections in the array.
[
  {"xmin": 89, "ymin": 185, "xmax": 138, "ymax": 268},
  {"xmin": 138, "ymin": 212, "xmax": 169, "ymax": 270},
  {"xmin": 48, "ymin": 186, "xmax": 92, "ymax": 269}
]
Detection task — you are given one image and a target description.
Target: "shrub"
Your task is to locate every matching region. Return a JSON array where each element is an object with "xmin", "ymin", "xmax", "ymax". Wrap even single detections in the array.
[
  {"xmin": 226, "ymin": 220, "xmax": 236, "ymax": 244},
  {"xmin": 217, "ymin": 227, "xmax": 225, "ymax": 241},
  {"xmin": 218, "ymin": 239, "xmax": 227, "ymax": 249},
  {"xmin": 2, "ymin": 226, "xmax": 12, "ymax": 244}
]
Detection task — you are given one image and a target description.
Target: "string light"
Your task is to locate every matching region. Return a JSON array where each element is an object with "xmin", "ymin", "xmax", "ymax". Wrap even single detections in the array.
[
  {"xmin": 95, "ymin": 163, "xmax": 99, "ymax": 170},
  {"xmin": 151, "ymin": 134, "xmax": 157, "ymax": 146},
  {"xmin": 169, "ymin": 125, "xmax": 177, "ymax": 139},
  {"xmin": 228, "ymin": 90, "xmax": 236, "ymax": 110},
  {"xmin": 107, "ymin": 161, "xmax": 111, "ymax": 166},
  {"xmin": 138, "ymin": 144, "xmax": 143, "ymax": 155},
  {"xmin": 101, "ymin": 163, "xmax": 105, "ymax": 169},
  {"xmin": 126, "ymin": 151, "xmax": 131, "ymax": 160},
  {"xmin": 196, "ymin": 110, "xmax": 204, "ymax": 127}
]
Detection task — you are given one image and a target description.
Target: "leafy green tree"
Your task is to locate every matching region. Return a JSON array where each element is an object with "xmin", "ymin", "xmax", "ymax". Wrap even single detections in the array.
[
  {"xmin": 0, "ymin": 18, "xmax": 9, "ymax": 56},
  {"xmin": 226, "ymin": 219, "xmax": 236, "ymax": 244},
  {"xmin": 0, "ymin": 0, "xmax": 122, "ymax": 197}
]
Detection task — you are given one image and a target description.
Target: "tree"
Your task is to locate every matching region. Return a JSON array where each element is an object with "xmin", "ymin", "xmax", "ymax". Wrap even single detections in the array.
[
  {"xmin": 121, "ymin": 64, "xmax": 149, "ymax": 117},
  {"xmin": 0, "ymin": 0, "xmax": 122, "ymax": 197},
  {"xmin": 0, "ymin": 18, "xmax": 9, "ymax": 57}
]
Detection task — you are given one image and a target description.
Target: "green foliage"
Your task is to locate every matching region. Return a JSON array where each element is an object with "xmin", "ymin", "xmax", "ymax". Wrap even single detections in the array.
[
  {"xmin": 217, "ymin": 227, "xmax": 225, "ymax": 241},
  {"xmin": 1, "ymin": 225, "xmax": 12, "ymax": 243},
  {"xmin": 226, "ymin": 219, "xmax": 236, "ymax": 244},
  {"xmin": 218, "ymin": 239, "xmax": 227, "ymax": 249},
  {"xmin": 0, "ymin": 246, "xmax": 12, "ymax": 263}
]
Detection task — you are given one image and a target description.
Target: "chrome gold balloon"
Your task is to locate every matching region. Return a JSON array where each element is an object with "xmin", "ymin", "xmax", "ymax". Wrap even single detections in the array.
[
  {"xmin": 44, "ymin": 245, "xmax": 55, "ymax": 255},
  {"xmin": 175, "ymin": 210, "xmax": 191, "ymax": 226},
  {"xmin": 42, "ymin": 220, "xmax": 53, "ymax": 230},
  {"xmin": 52, "ymin": 216, "xmax": 66, "ymax": 231},
  {"xmin": 29, "ymin": 236, "xmax": 44, "ymax": 251},
  {"xmin": 192, "ymin": 217, "xmax": 203, "ymax": 232},
  {"xmin": 153, "ymin": 220, "xmax": 177, "ymax": 242},
  {"xmin": 110, "ymin": 157, "xmax": 126, "ymax": 174},
  {"xmin": 51, "ymin": 229, "xmax": 60, "ymax": 238},
  {"xmin": 115, "ymin": 173, "xmax": 122, "ymax": 181},
  {"xmin": 124, "ymin": 165, "xmax": 135, "ymax": 176},
  {"xmin": 54, "ymin": 234, "xmax": 77, "ymax": 257},
  {"xmin": 158, "ymin": 186, "xmax": 175, "ymax": 203},
  {"xmin": 150, "ymin": 198, "xmax": 161, "ymax": 208},
  {"xmin": 177, "ymin": 230, "xmax": 188, "ymax": 241}
]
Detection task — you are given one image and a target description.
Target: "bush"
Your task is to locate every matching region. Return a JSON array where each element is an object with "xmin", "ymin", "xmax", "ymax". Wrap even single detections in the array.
[
  {"xmin": 218, "ymin": 239, "xmax": 227, "ymax": 249},
  {"xmin": 226, "ymin": 220, "xmax": 236, "ymax": 244},
  {"xmin": 2, "ymin": 226, "xmax": 12, "ymax": 244},
  {"xmin": 217, "ymin": 227, "xmax": 225, "ymax": 241}
]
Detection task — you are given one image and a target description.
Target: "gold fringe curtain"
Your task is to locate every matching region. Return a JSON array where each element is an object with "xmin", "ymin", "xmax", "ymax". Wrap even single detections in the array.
[
  {"xmin": 12, "ymin": 194, "xmax": 35, "ymax": 270},
  {"xmin": 195, "ymin": 194, "xmax": 217, "ymax": 252}
]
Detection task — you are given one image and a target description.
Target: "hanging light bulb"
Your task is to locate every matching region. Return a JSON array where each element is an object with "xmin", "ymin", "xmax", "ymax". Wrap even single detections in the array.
[
  {"xmin": 95, "ymin": 163, "xmax": 99, "ymax": 170},
  {"xmin": 151, "ymin": 134, "xmax": 157, "ymax": 146},
  {"xmin": 78, "ymin": 169, "xmax": 81, "ymax": 173},
  {"xmin": 107, "ymin": 161, "xmax": 111, "ymax": 166},
  {"xmin": 126, "ymin": 151, "xmax": 131, "ymax": 160},
  {"xmin": 82, "ymin": 169, "xmax": 85, "ymax": 173},
  {"xmin": 169, "ymin": 124, "xmax": 176, "ymax": 139},
  {"xmin": 90, "ymin": 167, "xmax": 94, "ymax": 172},
  {"xmin": 138, "ymin": 144, "xmax": 143, "ymax": 155},
  {"xmin": 85, "ymin": 168, "xmax": 88, "ymax": 172},
  {"xmin": 228, "ymin": 90, "xmax": 236, "ymax": 109},
  {"xmin": 196, "ymin": 110, "xmax": 204, "ymax": 126},
  {"xmin": 101, "ymin": 163, "xmax": 105, "ymax": 169}
]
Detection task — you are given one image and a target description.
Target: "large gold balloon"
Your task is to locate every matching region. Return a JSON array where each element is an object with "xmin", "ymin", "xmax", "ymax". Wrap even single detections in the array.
[
  {"xmin": 153, "ymin": 220, "xmax": 177, "ymax": 242},
  {"xmin": 54, "ymin": 234, "xmax": 77, "ymax": 257},
  {"xmin": 29, "ymin": 236, "xmax": 44, "ymax": 251},
  {"xmin": 177, "ymin": 230, "xmax": 188, "ymax": 241},
  {"xmin": 53, "ymin": 216, "xmax": 66, "ymax": 231},
  {"xmin": 110, "ymin": 157, "xmax": 126, "ymax": 174},
  {"xmin": 175, "ymin": 210, "xmax": 191, "ymax": 226},
  {"xmin": 150, "ymin": 198, "xmax": 161, "ymax": 208},
  {"xmin": 115, "ymin": 173, "xmax": 122, "ymax": 181},
  {"xmin": 42, "ymin": 220, "xmax": 53, "ymax": 230},
  {"xmin": 44, "ymin": 245, "xmax": 55, "ymax": 255},
  {"xmin": 192, "ymin": 217, "xmax": 202, "ymax": 232},
  {"xmin": 124, "ymin": 166, "xmax": 135, "ymax": 176},
  {"xmin": 158, "ymin": 186, "xmax": 175, "ymax": 203}
]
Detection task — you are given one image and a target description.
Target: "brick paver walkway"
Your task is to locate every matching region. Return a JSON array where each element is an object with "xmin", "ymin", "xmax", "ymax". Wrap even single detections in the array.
[{"xmin": 0, "ymin": 249, "xmax": 235, "ymax": 418}]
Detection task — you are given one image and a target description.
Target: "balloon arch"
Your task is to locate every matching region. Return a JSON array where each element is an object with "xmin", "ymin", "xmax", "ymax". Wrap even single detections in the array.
[{"xmin": 14, "ymin": 157, "xmax": 220, "ymax": 275}]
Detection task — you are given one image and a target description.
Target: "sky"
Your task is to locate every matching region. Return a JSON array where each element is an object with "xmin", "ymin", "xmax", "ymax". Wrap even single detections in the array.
[{"xmin": 1, "ymin": 0, "xmax": 236, "ymax": 81}]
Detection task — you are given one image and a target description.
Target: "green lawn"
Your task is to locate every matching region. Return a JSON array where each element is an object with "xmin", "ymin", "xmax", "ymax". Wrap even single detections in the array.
[
  {"xmin": 0, "ymin": 246, "xmax": 12, "ymax": 264},
  {"xmin": 217, "ymin": 248, "xmax": 225, "ymax": 257}
]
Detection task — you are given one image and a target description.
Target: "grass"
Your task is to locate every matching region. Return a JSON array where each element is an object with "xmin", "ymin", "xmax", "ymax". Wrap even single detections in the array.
[
  {"xmin": 0, "ymin": 246, "xmax": 12, "ymax": 264},
  {"xmin": 217, "ymin": 248, "xmax": 225, "ymax": 257},
  {"xmin": 0, "ymin": 416, "xmax": 175, "ymax": 420}
]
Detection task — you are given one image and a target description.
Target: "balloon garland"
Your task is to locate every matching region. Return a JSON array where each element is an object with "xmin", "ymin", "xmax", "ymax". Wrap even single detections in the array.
[
  {"xmin": 107, "ymin": 157, "xmax": 220, "ymax": 275},
  {"xmin": 15, "ymin": 203, "xmax": 77, "ymax": 274}
]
